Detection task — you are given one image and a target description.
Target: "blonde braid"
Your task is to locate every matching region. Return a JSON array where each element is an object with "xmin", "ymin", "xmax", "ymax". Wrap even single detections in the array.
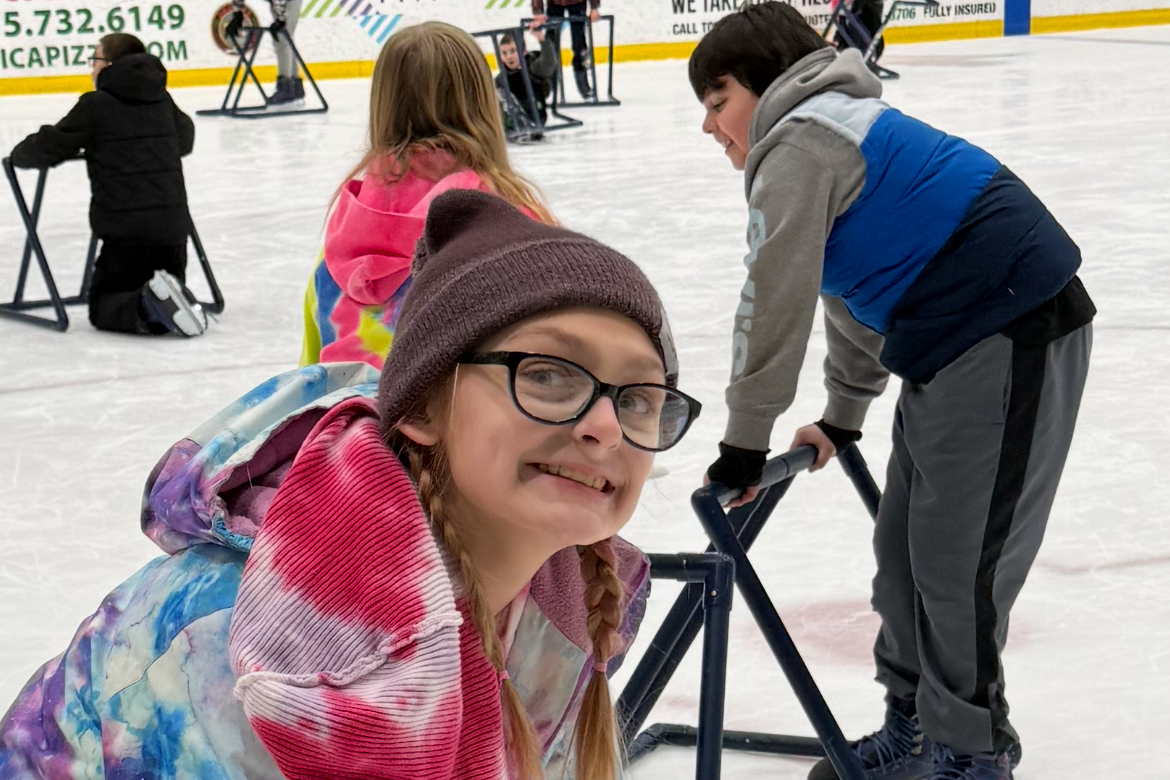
[
  {"xmin": 402, "ymin": 439, "xmax": 544, "ymax": 779},
  {"xmin": 573, "ymin": 539, "xmax": 626, "ymax": 780}
]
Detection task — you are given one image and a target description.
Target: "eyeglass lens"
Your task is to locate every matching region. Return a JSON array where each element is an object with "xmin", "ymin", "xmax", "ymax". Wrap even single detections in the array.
[{"xmin": 512, "ymin": 356, "xmax": 692, "ymax": 450}]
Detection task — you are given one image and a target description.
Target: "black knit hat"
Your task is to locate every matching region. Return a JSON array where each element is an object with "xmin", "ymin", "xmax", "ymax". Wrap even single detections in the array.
[{"xmin": 378, "ymin": 190, "xmax": 677, "ymax": 430}]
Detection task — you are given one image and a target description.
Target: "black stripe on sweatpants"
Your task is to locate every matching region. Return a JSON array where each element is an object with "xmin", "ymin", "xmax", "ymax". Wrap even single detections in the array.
[{"xmin": 973, "ymin": 341, "xmax": 1048, "ymax": 712}]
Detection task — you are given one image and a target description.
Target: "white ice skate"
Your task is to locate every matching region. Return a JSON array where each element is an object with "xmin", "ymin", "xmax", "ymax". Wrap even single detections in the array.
[{"xmin": 145, "ymin": 270, "xmax": 208, "ymax": 337}]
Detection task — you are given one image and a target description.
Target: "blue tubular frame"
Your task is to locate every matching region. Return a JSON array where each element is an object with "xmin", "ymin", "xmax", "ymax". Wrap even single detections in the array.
[
  {"xmin": 1, "ymin": 158, "xmax": 67, "ymax": 330},
  {"xmin": 2, "ymin": 157, "xmax": 225, "ymax": 332},
  {"xmin": 618, "ymin": 474, "xmax": 792, "ymax": 750},
  {"xmin": 619, "ymin": 443, "xmax": 884, "ymax": 779},
  {"xmin": 636, "ymin": 552, "xmax": 736, "ymax": 779}
]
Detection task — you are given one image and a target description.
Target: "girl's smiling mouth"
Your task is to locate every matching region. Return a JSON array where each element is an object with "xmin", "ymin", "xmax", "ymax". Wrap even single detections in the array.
[{"xmin": 534, "ymin": 463, "xmax": 615, "ymax": 493}]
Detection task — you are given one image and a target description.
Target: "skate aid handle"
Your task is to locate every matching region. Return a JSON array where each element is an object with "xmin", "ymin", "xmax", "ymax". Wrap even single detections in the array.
[{"xmin": 707, "ymin": 445, "xmax": 819, "ymax": 505}]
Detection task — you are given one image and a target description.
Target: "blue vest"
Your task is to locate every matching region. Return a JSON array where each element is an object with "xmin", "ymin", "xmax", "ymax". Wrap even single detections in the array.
[
  {"xmin": 789, "ymin": 93, "xmax": 1080, "ymax": 380},
  {"xmin": 807, "ymin": 97, "xmax": 1001, "ymax": 331}
]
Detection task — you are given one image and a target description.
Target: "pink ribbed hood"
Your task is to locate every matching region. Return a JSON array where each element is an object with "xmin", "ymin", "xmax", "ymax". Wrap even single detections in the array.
[{"xmin": 323, "ymin": 151, "xmax": 489, "ymax": 307}]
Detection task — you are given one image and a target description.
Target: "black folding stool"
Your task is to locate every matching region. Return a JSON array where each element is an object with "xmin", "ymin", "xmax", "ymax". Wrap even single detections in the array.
[
  {"xmin": 619, "ymin": 443, "xmax": 883, "ymax": 780},
  {"xmin": 473, "ymin": 27, "xmax": 583, "ymax": 143},
  {"xmin": 2, "ymin": 157, "xmax": 225, "ymax": 332},
  {"xmin": 196, "ymin": 25, "xmax": 328, "ymax": 118},
  {"xmin": 823, "ymin": 0, "xmax": 941, "ymax": 80}
]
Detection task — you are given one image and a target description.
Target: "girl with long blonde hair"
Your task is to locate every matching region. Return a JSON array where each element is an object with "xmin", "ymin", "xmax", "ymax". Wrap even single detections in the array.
[{"xmin": 301, "ymin": 22, "xmax": 553, "ymax": 370}]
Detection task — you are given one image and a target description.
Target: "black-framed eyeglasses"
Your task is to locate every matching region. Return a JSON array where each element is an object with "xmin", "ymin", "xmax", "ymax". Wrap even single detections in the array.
[
  {"xmin": 88, "ymin": 56, "xmax": 112, "ymax": 64},
  {"xmin": 457, "ymin": 351, "xmax": 702, "ymax": 452}
]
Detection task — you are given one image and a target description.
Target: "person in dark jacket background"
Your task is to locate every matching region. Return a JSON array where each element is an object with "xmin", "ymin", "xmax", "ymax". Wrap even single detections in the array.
[
  {"xmin": 495, "ymin": 29, "xmax": 557, "ymax": 133},
  {"xmin": 10, "ymin": 33, "xmax": 208, "ymax": 337},
  {"xmin": 530, "ymin": 0, "xmax": 600, "ymax": 100}
]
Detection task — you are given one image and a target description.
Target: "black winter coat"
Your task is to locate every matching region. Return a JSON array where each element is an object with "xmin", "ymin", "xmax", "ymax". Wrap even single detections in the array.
[{"xmin": 11, "ymin": 54, "xmax": 194, "ymax": 245}]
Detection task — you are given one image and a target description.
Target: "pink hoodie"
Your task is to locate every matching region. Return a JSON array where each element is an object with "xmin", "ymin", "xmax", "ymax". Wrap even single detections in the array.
[{"xmin": 302, "ymin": 151, "xmax": 491, "ymax": 369}]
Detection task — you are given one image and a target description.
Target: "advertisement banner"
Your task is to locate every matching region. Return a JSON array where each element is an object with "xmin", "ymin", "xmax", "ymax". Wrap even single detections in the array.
[
  {"xmin": 0, "ymin": 0, "xmax": 1162, "ymax": 89},
  {"xmin": 644, "ymin": 0, "xmax": 999, "ymax": 42},
  {"xmin": 2, "ymin": 0, "xmax": 196, "ymax": 74}
]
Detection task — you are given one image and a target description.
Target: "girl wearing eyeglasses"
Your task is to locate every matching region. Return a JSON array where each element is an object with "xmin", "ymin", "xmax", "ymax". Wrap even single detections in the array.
[{"xmin": 0, "ymin": 190, "xmax": 701, "ymax": 780}]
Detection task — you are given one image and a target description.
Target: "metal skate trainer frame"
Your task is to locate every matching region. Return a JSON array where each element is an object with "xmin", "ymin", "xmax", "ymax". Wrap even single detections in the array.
[
  {"xmin": 520, "ymin": 15, "xmax": 619, "ymax": 112},
  {"xmin": 1, "ymin": 157, "xmax": 225, "ymax": 332},
  {"xmin": 196, "ymin": 26, "xmax": 328, "ymax": 119},
  {"xmin": 822, "ymin": 0, "xmax": 940, "ymax": 80},
  {"xmin": 473, "ymin": 26, "xmax": 583, "ymax": 143},
  {"xmin": 618, "ymin": 443, "xmax": 883, "ymax": 780}
]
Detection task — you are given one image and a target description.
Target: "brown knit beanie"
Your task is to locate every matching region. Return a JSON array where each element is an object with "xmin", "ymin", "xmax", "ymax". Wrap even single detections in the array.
[{"xmin": 378, "ymin": 189, "xmax": 677, "ymax": 431}]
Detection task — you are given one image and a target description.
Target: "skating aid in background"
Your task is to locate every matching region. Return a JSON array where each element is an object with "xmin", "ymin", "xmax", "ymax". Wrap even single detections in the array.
[
  {"xmin": 0, "ymin": 157, "xmax": 225, "ymax": 333},
  {"xmin": 521, "ymin": 14, "xmax": 621, "ymax": 112},
  {"xmin": 473, "ymin": 26, "xmax": 583, "ymax": 143},
  {"xmin": 198, "ymin": 22, "xmax": 328, "ymax": 118}
]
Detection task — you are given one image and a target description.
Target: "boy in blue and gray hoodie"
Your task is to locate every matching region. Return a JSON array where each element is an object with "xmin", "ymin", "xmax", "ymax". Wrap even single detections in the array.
[{"xmin": 695, "ymin": 4, "xmax": 1094, "ymax": 780}]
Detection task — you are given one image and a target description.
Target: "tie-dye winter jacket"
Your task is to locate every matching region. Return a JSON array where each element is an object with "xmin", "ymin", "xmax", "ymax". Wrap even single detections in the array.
[
  {"xmin": 0, "ymin": 364, "xmax": 651, "ymax": 780},
  {"xmin": 300, "ymin": 153, "xmax": 491, "ymax": 370}
]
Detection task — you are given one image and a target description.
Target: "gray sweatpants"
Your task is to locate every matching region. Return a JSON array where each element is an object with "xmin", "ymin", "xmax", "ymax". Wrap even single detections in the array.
[
  {"xmin": 273, "ymin": 0, "xmax": 303, "ymax": 79},
  {"xmin": 872, "ymin": 325, "xmax": 1092, "ymax": 756}
]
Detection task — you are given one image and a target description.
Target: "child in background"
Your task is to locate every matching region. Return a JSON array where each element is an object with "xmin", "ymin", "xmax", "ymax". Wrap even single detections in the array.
[
  {"xmin": 692, "ymin": 4, "xmax": 1094, "ymax": 780},
  {"xmin": 496, "ymin": 28, "xmax": 558, "ymax": 132},
  {"xmin": 0, "ymin": 190, "xmax": 702, "ymax": 780},
  {"xmin": 10, "ymin": 33, "xmax": 206, "ymax": 337},
  {"xmin": 301, "ymin": 22, "xmax": 553, "ymax": 370}
]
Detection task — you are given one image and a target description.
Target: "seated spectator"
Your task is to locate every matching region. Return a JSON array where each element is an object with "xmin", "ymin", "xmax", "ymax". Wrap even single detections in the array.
[
  {"xmin": 10, "ymin": 33, "xmax": 206, "ymax": 337},
  {"xmin": 496, "ymin": 29, "xmax": 557, "ymax": 132}
]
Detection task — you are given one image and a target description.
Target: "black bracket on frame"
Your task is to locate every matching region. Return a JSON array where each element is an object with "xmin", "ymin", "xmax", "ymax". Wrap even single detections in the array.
[
  {"xmin": 196, "ymin": 25, "xmax": 328, "ymax": 119},
  {"xmin": 2, "ymin": 157, "xmax": 225, "ymax": 332},
  {"xmin": 618, "ymin": 443, "xmax": 884, "ymax": 780}
]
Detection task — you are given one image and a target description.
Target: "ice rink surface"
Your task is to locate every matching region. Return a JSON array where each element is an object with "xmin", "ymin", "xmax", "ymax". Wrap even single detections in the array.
[{"xmin": 2, "ymin": 24, "xmax": 1168, "ymax": 779}]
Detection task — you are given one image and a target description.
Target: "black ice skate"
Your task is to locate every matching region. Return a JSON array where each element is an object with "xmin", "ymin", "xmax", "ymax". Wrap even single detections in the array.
[{"xmin": 268, "ymin": 76, "xmax": 304, "ymax": 109}]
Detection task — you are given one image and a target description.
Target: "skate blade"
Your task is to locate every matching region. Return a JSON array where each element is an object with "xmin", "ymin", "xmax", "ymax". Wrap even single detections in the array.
[
  {"xmin": 150, "ymin": 273, "xmax": 208, "ymax": 337},
  {"xmin": 265, "ymin": 98, "xmax": 307, "ymax": 112}
]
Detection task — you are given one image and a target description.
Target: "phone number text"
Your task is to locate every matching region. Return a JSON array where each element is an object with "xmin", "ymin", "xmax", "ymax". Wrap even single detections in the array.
[{"xmin": 3, "ymin": 5, "xmax": 185, "ymax": 39}]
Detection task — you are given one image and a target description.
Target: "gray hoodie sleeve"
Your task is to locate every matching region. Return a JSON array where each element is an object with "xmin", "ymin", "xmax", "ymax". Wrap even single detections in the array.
[
  {"xmin": 822, "ymin": 295, "xmax": 889, "ymax": 430},
  {"xmin": 724, "ymin": 139, "xmax": 859, "ymax": 451},
  {"xmin": 529, "ymin": 36, "xmax": 559, "ymax": 80},
  {"xmin": 725, "ymin": 125, "xmax": 875, "ymax": 449}
]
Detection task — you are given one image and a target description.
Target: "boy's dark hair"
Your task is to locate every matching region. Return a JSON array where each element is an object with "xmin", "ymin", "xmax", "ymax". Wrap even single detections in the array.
[
  {"xmin": 500, "ymin": 33, "xmax": 515, "ymax": 46},
  {"xmin": 689, "ymin": 2, "xmax": 829, "ymax": 99},
  {"xmin": 99, "ymin": 33, "xmax": 147, "ymax": 63}
]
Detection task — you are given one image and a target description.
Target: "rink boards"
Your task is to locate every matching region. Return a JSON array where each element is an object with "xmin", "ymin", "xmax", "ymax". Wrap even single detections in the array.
[{"xmin": 1, "ymin": 0, "xmax": 1169, "ymax": 95}]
